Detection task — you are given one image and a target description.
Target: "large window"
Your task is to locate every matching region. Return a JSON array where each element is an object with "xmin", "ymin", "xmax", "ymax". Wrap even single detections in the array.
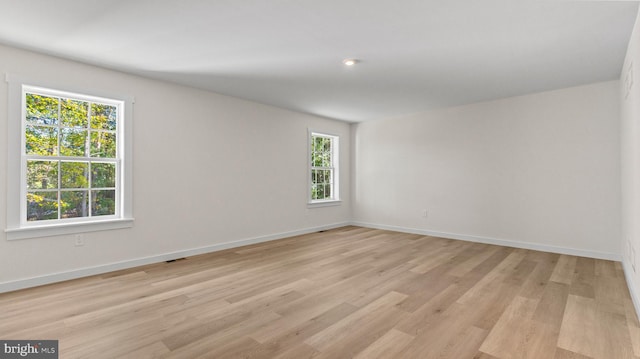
[
  {"xmin": 6, "ymin": 76, "xmax": 133, "ymax": 239},
  {"xmin": 24, "ymin": 90, "xmax": 119, "ymax": 221},
  {"xmin": 309, "ymin": 132, "xmax": 339, "ymax": 203}
]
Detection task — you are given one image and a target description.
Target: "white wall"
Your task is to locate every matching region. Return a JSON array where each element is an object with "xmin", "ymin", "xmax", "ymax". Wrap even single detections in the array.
[
  {"xmin": 621, "ymin": 10, "xmax": 640, "ymax": 313},
  {"xmin": 0, "ymin": 44, "xmax": 351, "ymax": 290},
  {"xmin": 0, "ymin": 37, "xmax": 629, "ymax": 292},
  {"xmin": 353, "ymin": 81, "xmax": 621, "ymax": 259}
]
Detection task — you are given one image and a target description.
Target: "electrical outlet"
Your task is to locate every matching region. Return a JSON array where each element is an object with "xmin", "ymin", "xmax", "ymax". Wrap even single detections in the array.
[
  {"xmin": 632, "ymin": 246, "xmax": 636, "ymax": 273},
  {"xmin": 422, "ymin": 209, "xmax": 428, "ymax": 218},
  {"xmin": 74, "ymin": 234, "xmax": 84, "ymax": 247}
]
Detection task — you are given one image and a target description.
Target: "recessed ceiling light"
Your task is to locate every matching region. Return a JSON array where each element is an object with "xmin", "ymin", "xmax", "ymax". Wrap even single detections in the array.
[{"xmin": 342, "ymin": 58, "xmax": 359, "ymax": 66}]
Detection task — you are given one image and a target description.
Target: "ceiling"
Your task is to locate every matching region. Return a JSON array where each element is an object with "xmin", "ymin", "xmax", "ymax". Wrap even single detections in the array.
[{"xmin": 0, "ymin": 1, "xmax": 637, "ymax": 122}]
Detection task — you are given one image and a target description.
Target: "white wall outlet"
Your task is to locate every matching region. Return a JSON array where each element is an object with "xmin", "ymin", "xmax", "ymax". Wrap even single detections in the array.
[
  {"xmin": 632, "ymin": 245, "xmax": 636, "ymax": 273},
  {"xmin": 74, "ymin": 234, "xmax": 84, "ymax": 247},
  {"xmin": 422, "ymin": 209, "xmax": 428, "ymax": 218}
]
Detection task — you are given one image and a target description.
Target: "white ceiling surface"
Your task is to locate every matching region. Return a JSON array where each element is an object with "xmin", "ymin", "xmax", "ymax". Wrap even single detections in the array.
[{"xmin": 0, "ymin": 1, "xmax": 637, "ymax": 122}]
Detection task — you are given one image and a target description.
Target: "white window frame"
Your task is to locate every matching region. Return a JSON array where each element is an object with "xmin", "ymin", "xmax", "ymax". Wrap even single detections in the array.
[
  {"xmin": 5, "ymin": 74, "xmax": 134, "ymax": 240},
  {"xmin": 308, "ymin": 130, "xmax": 340, "ymax": 207}
]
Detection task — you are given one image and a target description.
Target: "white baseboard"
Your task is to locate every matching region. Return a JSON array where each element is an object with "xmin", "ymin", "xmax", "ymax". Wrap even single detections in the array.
[
  {"xmin": 1, "ymin": 220, "xmax": 624, "ymax": 293},
  {"xmin": 622, "ymin": 259, "xmax": 640, "ymax": 322},
  {"xmin": 0, "ymin": 222, "xmax": 349, "ymax": 293},
  {"xmin": 350, "ymin": 221, "xmax": 622, "ymax": 261}
]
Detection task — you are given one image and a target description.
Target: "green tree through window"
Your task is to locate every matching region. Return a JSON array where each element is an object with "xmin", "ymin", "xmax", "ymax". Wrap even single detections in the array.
[
  {"xmin": 24, "ymin": 91, "xmax": 119, "ymax": 221},
  {"xmin": 310, "ymin": 132, "xmax": 339, "ymax": 202}
]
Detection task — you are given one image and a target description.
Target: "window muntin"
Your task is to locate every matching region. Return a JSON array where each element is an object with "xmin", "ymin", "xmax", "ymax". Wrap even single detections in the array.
[
  {"xmin": 22, "ymin": 88, "xmax": 122, "ymax": 224},
  {"xmin": 310, "ymin": 132, "xmax": 339, "ymax": 202}
]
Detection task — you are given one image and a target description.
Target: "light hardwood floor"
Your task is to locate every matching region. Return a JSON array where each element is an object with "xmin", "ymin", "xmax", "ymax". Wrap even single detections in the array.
[{"xmin": 1, "ymin": 226, "xmax": 639, "ymax": 358}]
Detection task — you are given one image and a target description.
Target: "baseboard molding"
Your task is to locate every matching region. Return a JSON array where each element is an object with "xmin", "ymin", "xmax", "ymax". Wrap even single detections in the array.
[
  {"xmin": 622, "ymin": 259, "xmax": 640, "ymax": 322},
  {"xmin": 350, "ymin": 221, "xmax": 622, "ymax": 261},
  {"xmin": 0, "ymin": 222, "xmax": 350, "ymax": 293},
  {"xmin": 2, "ymin": 220, "xmax": 624, "ymax": 293}
]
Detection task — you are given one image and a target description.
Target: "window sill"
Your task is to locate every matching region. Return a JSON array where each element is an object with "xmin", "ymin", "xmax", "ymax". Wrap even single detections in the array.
[
  {"xmin": 307, "ymin": 200, "xmax": 342, "ymax": 208},
  {"xmin": 5, "ymin": 218, "xmax": 134, "ymax": 240}
]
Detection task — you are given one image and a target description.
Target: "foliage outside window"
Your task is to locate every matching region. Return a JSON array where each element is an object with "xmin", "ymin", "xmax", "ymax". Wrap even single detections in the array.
[
  {"xmin": 310, "ymin": 132, "xmax": 339, "ymax": 202},
  {"xmin": 24, "ymin": 89, "xmax": 120, "ymax": 222}
]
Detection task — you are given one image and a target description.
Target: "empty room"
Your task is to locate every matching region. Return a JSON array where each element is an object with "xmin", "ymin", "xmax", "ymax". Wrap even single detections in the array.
[{"xmin": 2, "ymin": 1, "xmax": 640, "ymax": 358}]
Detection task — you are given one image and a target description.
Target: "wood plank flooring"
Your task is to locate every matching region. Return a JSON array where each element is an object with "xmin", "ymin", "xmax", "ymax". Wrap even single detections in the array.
[{"xmin": 1, "ymin": 226, "xmax": 639, "ymax": 358}]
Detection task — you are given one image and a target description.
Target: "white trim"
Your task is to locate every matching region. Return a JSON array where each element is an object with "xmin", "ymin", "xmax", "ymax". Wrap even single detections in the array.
[
  {"xmin": 2, "ymin": 221, "xmax": 627, "ymax": 293},
  {"xmin": 307, "ymin": 200, "xmax": 342, "ymax": 208},
  {"xmin": 308, "ymin": 129, "xmax": 340, "ymax": 203},
  {"xmin": 350, "ymin": 221, "xmax": 622, "ymax": 261},
  {"xmin": 5, "ymin": 218, "xmax": 134, "ymax": 240},
  {"xmin": 5, "ymin": 73, "xmax": 134, "ymax": 237},
  {"xmin": 622, "ymin": 259, "xmax": 640, "ymax": 322},
  {"xmin": 0, "ymin": 222, "xmax": 349, "ymax": 293},
  {"xmin": 7, "ymin": 74, "xmax": 22, "ymax": 233}
]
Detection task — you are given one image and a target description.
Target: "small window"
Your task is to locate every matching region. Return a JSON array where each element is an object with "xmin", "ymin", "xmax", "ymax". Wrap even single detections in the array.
[
  {"xmin": 309, "ymin": 132, "xmax": 339, "ymax": 203},
  {"xmin": 5, "ymin": 75, "xmax": 134, "ymax": 239}
]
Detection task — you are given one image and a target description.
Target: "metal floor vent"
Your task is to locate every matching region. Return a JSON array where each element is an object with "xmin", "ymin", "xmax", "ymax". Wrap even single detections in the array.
[{"xmin": 166, "ymin": 258, "xmax": 187, "ymax": 263}]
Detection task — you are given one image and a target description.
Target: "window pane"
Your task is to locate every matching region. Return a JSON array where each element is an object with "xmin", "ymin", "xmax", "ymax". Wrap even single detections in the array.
[
  {"xmin": 324, "ymin": 184, "xmax": 331, "ymax": 199},
  {"xmin": 26, "ymin": 125, "xmax": 58, "ymax": 156},
  {"xmin": 314, "ymin": 137, "xmax": 323, "ymax": 152},
  {"xmin": 60, "ymin": 128, "xmax": 87, "ymax": 156},
  {"xmin": 90, "ymin": 132, "xmax": 116, "ymax": 158},
  {"xmin": 61, "ymin": 162, "xmax": 89, "ymax": 189},
  {"xmin": 92, "ymin": 190, "xmax": 116, "ymax": 216},
  {"xmin": 61, "ymin": 99, "xmax": 88, "ymax": 128},
  {"xmin": 61, "ymin": 191, "xmax": 89, "ymax": 218},
  {"xmin": 317, "ymin": 183, "xmax": 325, "ymax": 199},
  {"xmin": 311, "ymin": 184, "xmax": 318, "ymax": 200},
  {"xmin": 27, "ymin": 191, "xmax": 58, "ymax": 221},
  {"xmin": 21, "ymin": 87, "xmax": 125, "ymax": 225},
  {"xmin": 91, "ymin": 162, "xmax": 116, "ymax": 188},
  {"xmin": 27, "ymin": 160, "xmax": 58, "ymax": 189},
  {"xmin": 322, "ymin": 152, "xmax": 332, "ymax": 167},
  {"xmin": 91, "ymin": 103, "xmax": 117, "ymax": 131},
  {"xmin": 26, "ymin": 94, "xmax": 58, "ymax": 125},
  {"xmin": 323, "ymin": 138, "xmax": 332, "ymax": 152},
  {"xmin": 317, "ymin": 170, "xmax": 324, "ymax": 184}
]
